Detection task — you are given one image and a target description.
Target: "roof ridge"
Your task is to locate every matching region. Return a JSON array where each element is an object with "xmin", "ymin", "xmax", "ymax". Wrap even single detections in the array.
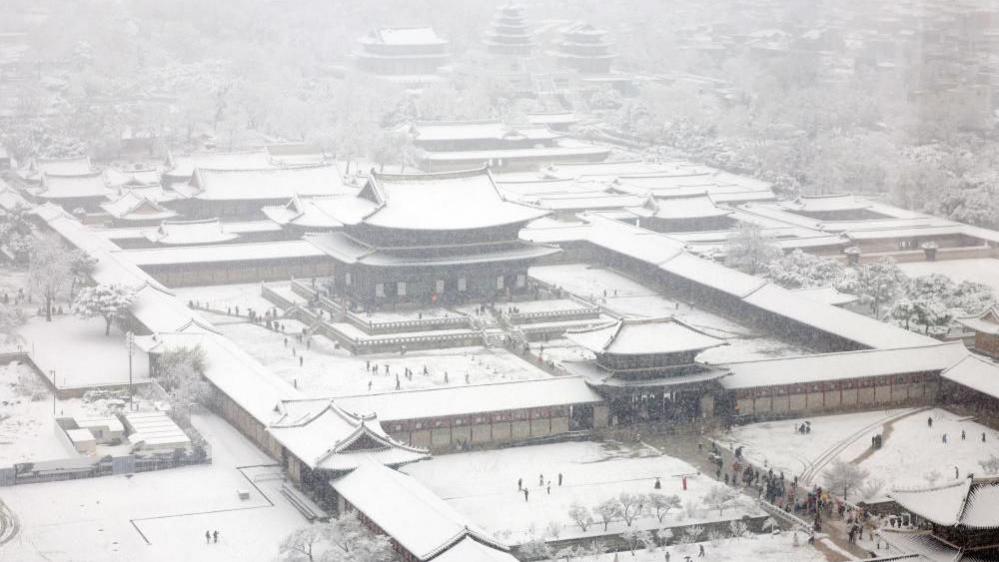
[{"xmin": 332, "ymin": 375, "xmax": 587, "ymax": 400}]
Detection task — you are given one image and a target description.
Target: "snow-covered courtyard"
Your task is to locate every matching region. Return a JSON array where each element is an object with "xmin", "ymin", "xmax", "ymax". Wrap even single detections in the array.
[
  {"xmin": 402, "ymin": 440, "xmax": 763, "ymax": 543},
  {"xmin": 720, "ymin": 407, "xmax": 999, "ymax": 497},
  {"xmin": 16, "ymin": 316, "xmax": 150, "ymax": 390},
  {"xmin": 1, "ymin": 413, "xmax": 306, "ymax": 562},
  {"xmin": 216, "ymin": 320, "xmax": 554, "ymax": 397}
]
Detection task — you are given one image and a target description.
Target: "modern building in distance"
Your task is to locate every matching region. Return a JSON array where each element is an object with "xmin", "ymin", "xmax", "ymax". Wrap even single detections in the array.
[
  {"xmin": 552, "ymin": 22, "xmax": 616, "ymax": 74},
  {"xmin": 483, "ymin": 3, "xmax": 535, "ymax": 56},
  {"xmin": 355, "ymin": 27, "xmax": 450, "ymax": 81},
  {"xmin": 307, "ymin": 167, "xmax": 558, "ymax": 307}
]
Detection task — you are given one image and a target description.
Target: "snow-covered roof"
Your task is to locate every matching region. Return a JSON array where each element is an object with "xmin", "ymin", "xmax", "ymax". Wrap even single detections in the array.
[
  {"xmin": 780, "ymin": 194, "xmax": 872, "ymax": 214},
  {"xmin": 164, "ymin": 150, "xmax": 275, "ymax": 180},
  {"xmin": 100, "ymin": 191, "xmax": 177, "ymax": 221},
  {"xmin": 179, "ymin": 164, "xmax": 350, "ymax": 201},
  {"xmin": 720, "ymin": 341, "xmax": 968, "ymax": 389},
  {"xmin": 432, "ymin": 537, "xmax": 519, "ymax": 562},
  {"xmin": 741, "ymin": 284, "xmax": 939, "ymax": 349},
  {"xmin": 957, "ymin": 306, "xmax": 999, "ymax": 335},
  {"xmin": 331, "ymin": 461, "xmax": 509, "ymax": 561},
  {"xmin": 28, "ymin": 156, "xmax": 93, "ymax": 177},
  {"xmin": 353, "ymin": 168, "xmax": 549, "ymax": 231},
  {"xmin": 333, "ymin": 377, "xmax": 603, "ymax": 422},
  {"xmin": 421, "ymin": 145, "xmax": 611, "ymax": 164},
  {"xmin": 105, "ymin": 168, "xmax": 161, "ymax": 188},
  {"xmin": 660, "ymin": 253, "xmax": 769, "ymax": 298},
  {"xmin": 139, "ymin": 330, "xmax": 301, "ymax": 423},
  {"xmin": 891, "ymin": 476, "xmax": 999, "ymax": 529},
  {"xmin": 261, "ymin": 195, "xmax": 346, "ymax": 230},
  {"xmin": 121, "ymin": 240, "xmax": 325, "ymax": 266},
  {"xmin": 267, "ymin": 399, "xmax": 427, "ymax": 471},
  {"xmin": 941, "ymin": 354, "xmax": 999, "ymax": 400},
  {"xmin": 409, "ymin": 121, "xmax": 561, "ymax": 143},
  {"xmin": 362, "ymin": 27, "xmax": 448, "ymax": 47},
  {"xmin": 788, "ymin": 286, "xmax": 859, "ymax": 307},
  {"xmin": 584, "ymin": 214, "xmax": 686, "ymax": 264},
  {"xmin": 33, "ymin": 172, "xmax": 111, "ymax": 200},
  {"xmin": 632, "ymin": 194, "xmax": 732, "ymax": 221},
  {"xmin": 527, "ymin": 112, "xmax": 578, "ymax": 127},
  {"xmin": 143, "ymin": 218, "xmax": 239, "ymax": 245},
  {"xmin": 566, "ymin": 318, "xmax": 725, "ymax": 356}
]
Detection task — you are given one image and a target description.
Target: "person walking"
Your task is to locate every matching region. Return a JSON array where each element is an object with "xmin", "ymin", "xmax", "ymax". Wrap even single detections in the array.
[
  {"xmin": 213, "ymin": 530, "xmax": 219, "ymax": 543},
  {"xmin": 205, "ymin": 530, "xmax": 211, "ymax": 544},
  {"xmin": 928, "ymin": 416, "xmax": 933, "ymax": 428},
  {"xmin": 517, "ymin": 478, "xmax": 522, "ymax": 491},
  {"xmin": 962, "ymin": 429, "xmax": 967, "ymax": 440},
  {"xmin": 558, "ymin": 472, "xmax": 563, "ymax": 486},
  {"xmin": 698, "ymin": 544, "xmax": 705, "ymax": 557},
  {"xmin": 539, "ymin": 474, "xmax": 544, "ymax": 487},
  {"xmin": 523, "ymin": 488, "xmax": 529, "ymax": 502},
  {"xmin": 943, "ymin": 434, "xmax": 948, "ymax": 444}
]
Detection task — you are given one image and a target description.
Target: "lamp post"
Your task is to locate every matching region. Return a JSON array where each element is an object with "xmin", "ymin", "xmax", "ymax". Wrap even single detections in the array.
[
  {"xmin": 126, "ymin": 330, "xmax": 134, "ymax": 410},
  {"xmin": 50, "ymin": 369, "xmax": 56, "ymax": 416}
]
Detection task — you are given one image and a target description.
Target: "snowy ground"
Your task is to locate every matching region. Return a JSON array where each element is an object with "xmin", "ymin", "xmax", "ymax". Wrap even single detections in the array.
[
  {"xmin": 2, "ymin": 413, "xmax": 305, "ymax": 562},
  {"xmin": 720, "ymin": 407, "xmax": 999, "ymax": 496},
  {"xmin": 562, "ymin": 531, "xmax": 827, "ymax": 562},
  {"xmin": 402, "ymin": 440, "xmax": 762, "ymax": 544},
  {"xmin": 898, "ymin": 258, "xmax": 999, "ymax": 294},
  {"xmin": 170, "ymin": 283, "xmax": 280, "ymax": 316},
  {"xmin": 215, "ymin": 321, "xmax": 553, "ymax": 396},
  {"xmin": 16, "ymin": 316, "xmax": 151, "ymax": 389},
  {"xmin": 529, "ymin": 264, "xmax": 809, "ymax": 362}
]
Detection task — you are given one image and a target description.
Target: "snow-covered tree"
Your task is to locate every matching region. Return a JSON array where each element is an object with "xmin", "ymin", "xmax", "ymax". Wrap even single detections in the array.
[
  {"xmin": 889, "ymin": 299, "xmax": 917, "ymax": 330},
  {"xmin": 278, "ymin": 512, "xmax": 393, "ymax": 562},
  {"xmin": 568, "ymin": 502, "xmax": 593, "ymax": 532},
  {"xmin": 910, "ymin": 298, "xmax": 953, "ymax": 335},
  {"xmin": 841, "ymin": 258, "xmax": 907, "ymax": 317},
  {"xmin": 761, "ymin": 517, "xmax": 779, "ymax": 533},
  {"xmin": 545, "ymin": 521, "xmax": 561, "ymax": 540},
  {"xmin": 518, "ymin": 538, "xmax": 552, "ymax": 560},
  {"xmin": 656, "ymin": 528, "xmax": 674, "ymax": 546},
  {"xmin": 72, "ymin": 283, "xmax": 135, "ymax": 336},
  {"xmin": 680, "ymin": 525, "xmax": 705, "ymax": 544},
  {"xmin": 28, "ymin": 233, "xmax": 74, "ymax": 322},
  {"xmin": 278, "ymin": 525, "xmax": 325, "ymax": 562},
  {"xmin": 647, "ymin": 492, "xmax": 682, "ymax": 523},
  {"xmin": 155, "ymin": 345, "xmax": 212, "ymax": 428},
  {"xmin": 0, "ymin": 303, "xmax": 26, "ymax": 344},
  {"xmin": 823, "ymin": 460, "xmax": 869, "ymax": 500},
  {"xmin": 702, "ymin": 485, "xmax": 740, "ymax": 516},
  {"xmin": 595, "ymin": 498, "xmax": 621, "ymax": 531},
  {"xmin": 764, "ymin": 249, "xmax": 846, "ymax": 289},
  {"xmin": 729, "ymin": 520, "xmax": 749, "ymax": 538},
  {"xmin": 69, "ymin": 250, "xmax": 98, "ymax": 300},
  {"xmin": 979, "ymin": 455, "xmax": 999, "ymax": 475},
  {"xmin": 617, "ymin": 492, "xmax": 644, "ymax": 527},
  {"xmin": 860, "ymin": 478, "xmax": 887, "ymax": 501},
  {"xmin": 553, "ymin": 545, "xmax": 584, "ymax": 562},
  {"xmin": 725, "ymin": 223, "xmax": 782, "ymax": 275},
  {"xmin": 324, "ymin": 512, "xmax": 394, "ymax": 562}
]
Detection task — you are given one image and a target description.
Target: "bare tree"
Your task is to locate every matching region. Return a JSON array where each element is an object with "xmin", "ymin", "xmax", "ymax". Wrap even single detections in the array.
[
  {"xmin": 27, "ymin": 233, "xmax": 73, "ymax": 322},
  {"xmin": 617, "ymin": 492, "xmax": 644, "ymax": 527},
  {"xmin": 595, "ymin": 498, "xmax": 620, "ymax": 531},
  {"xmin": 568, "ymin": 502, "xmax": 593, "ymax": 532},
  {"xmin": 278, "ymin": 526, "xmax": 325, "ymax": 562},
  {"xmin": 647, "ymin": 492, "xmax": 682, "ymax": 523},
  {"xmin": 702, "ymin": 485, "xmax": 741, "ymax": 516},
  {"xmin": 823, "ymin": 460, "xmax": 870, "ymax": 500}
]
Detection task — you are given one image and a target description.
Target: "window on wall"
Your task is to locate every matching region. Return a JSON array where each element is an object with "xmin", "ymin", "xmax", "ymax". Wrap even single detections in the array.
[
  {"xmin": 458, "ymin": 277, "xmax": 467, "ymax": 291},
  {"xmin": 375, "ymin": 283, "xmax": 385, "ymax": 298},
  {"xmin": 397, "ymin": 281, "xmax": 407, "ymax": 296},
  {"xmin": 496, "ymin": 275, "xmax": 505, "ymax": 290},
  {"xmin": 344, "ymin": 272, "xmax": 351, "ymax": 286},
  {"xmin": 516, "ymin": 273, "xmax": 526, "ymax": 288},
  {"xmin": 435, "ymin": 279, "xmax": 445, "ymax": 293}
]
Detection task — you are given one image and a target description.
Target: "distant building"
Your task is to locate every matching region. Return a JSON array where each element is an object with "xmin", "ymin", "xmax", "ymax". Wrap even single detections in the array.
[
  {"xmin": 28, "ymin": 171, "xmax": 111, "ymax": 213},
  {"xmin": 307, "ymin": 168, "xmax": 558, "ymax": 307},
  {"xmin": 169, "ymin": 164, "xmax": 352, "ymax": 219},
  {"xmin": 355, "ymin": 27, "xmax": 450, "ymax": 79},
  {"xmin": 101, "ymin": 191, "xmax": 178, "ymax": 227},
  {"xmin": 483, "ymin": 3, "xmax": 535, "ymax": 56},
  {"xmin": 552, "ymin": 22, "xmax": 616, "ymax": 74},
  {"xmin": 405, "ymin": 120, "xmax": 610, "ymax": 172}
]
